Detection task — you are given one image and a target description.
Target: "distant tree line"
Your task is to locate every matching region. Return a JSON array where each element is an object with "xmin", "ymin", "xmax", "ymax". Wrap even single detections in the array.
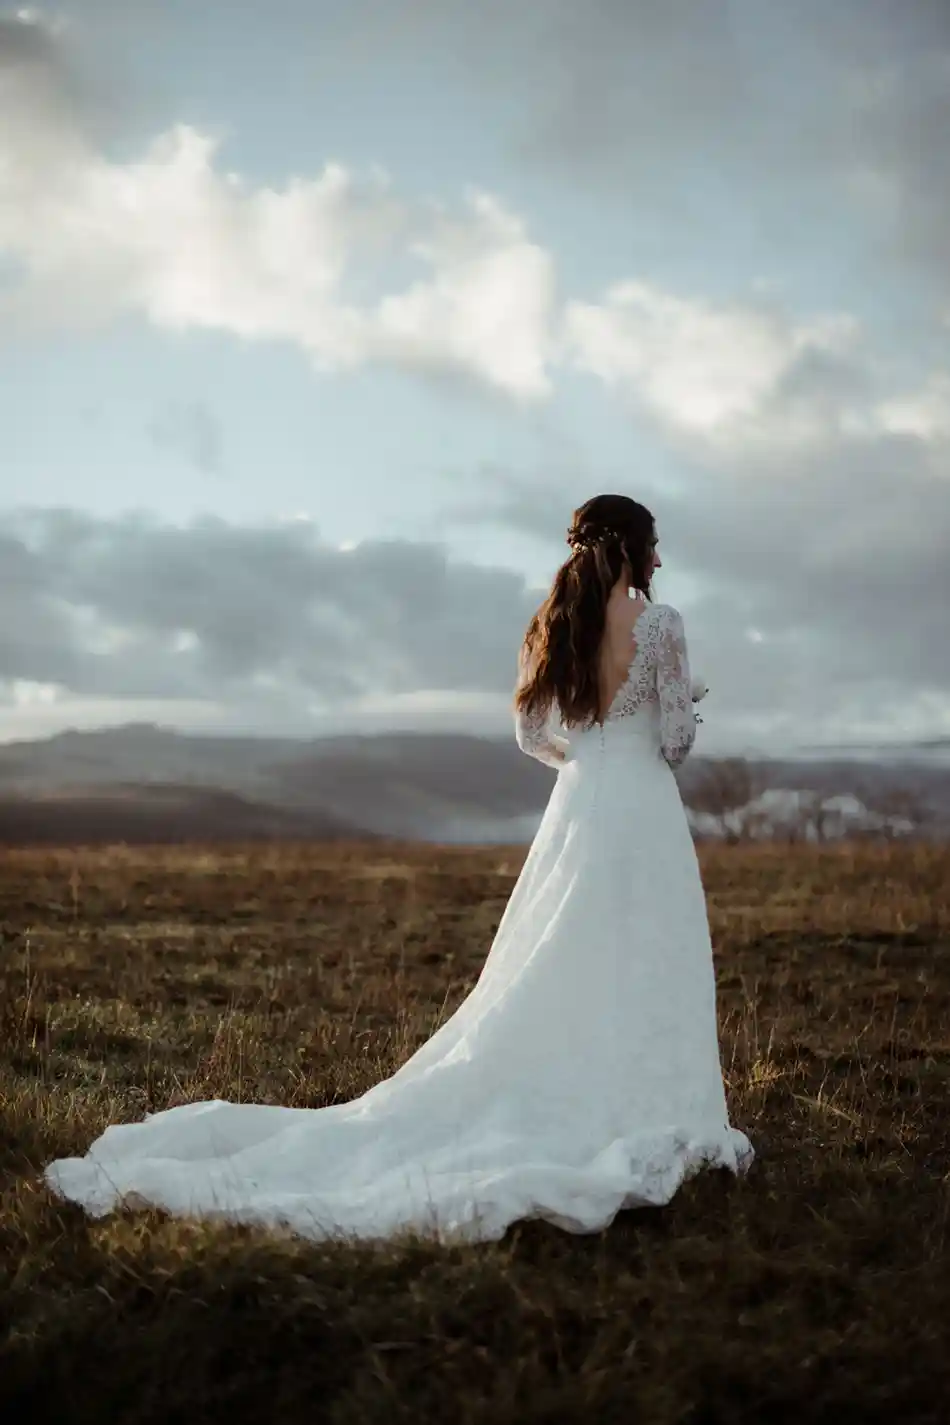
[{"xmin": 682, "ymin": 758, "xmax": 935, "ymax": 844}]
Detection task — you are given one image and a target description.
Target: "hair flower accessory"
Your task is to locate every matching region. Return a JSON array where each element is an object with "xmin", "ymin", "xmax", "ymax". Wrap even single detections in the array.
[{"xmin": 566, "ymin": 524, "xmax": 623, "ymax": 552}]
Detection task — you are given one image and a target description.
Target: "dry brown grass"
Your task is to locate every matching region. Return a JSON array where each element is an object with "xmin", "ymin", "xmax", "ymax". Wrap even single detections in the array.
[{"xmin": 1, "ymin": 839, "xmax": 949, "ymax": 1424}]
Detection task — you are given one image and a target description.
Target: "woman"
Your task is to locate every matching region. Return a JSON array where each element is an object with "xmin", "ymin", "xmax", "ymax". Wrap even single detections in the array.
[{"xmin": 45, "ymin": 494, "xmax": 752, "ymax": 1244}]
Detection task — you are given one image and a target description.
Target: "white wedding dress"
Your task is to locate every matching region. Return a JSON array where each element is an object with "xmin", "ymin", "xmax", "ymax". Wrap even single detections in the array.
[{"xmin": 45, "ymin": 602, "xmax": 752, "ymax": 1244}]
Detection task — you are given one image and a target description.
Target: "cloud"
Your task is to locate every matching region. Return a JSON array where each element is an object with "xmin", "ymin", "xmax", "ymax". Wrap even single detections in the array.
[
  {"xmin": 148, "ymin": 400, "xmax": 224, "ymax": 476},
  {"xmin": 0, "ymin": 10, "xmax": 61, "ymax": 61},
  {"xmin": 362, "ymin": 0, "xmax": 950, "ymax": 301},
  {"xmin": 563, "ymin": 282, "xmax": 868, "ymax": 452},
  {"xmin": 0, "ymin": 509, "xmax": 542, "ymax": 739},
  {"xmin": 0, "ymin": 9, "xmax": 80, "ymax": 151},
  {"xmin": 562, "ymin": 278, "xmax": 950, "ymax": 473},
  {"xmin": 0, "ymin": 13, "xmax": 554, "ymax": 398},
  {"xmin": 877, "ymin": 373, "xmax": 950, "ymax": 443},
  {"xmin": 2, "ymin": 4, "xmax": 948, "ymax": 755},
  {"xmin": 370, "ymin": 194, "xmax": 554, "ymax": 400}
]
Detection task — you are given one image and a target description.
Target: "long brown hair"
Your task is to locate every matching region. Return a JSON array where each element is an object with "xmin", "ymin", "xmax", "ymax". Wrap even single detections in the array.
[{"xmin": 514, "ymin": 494, "xmax": 657, "ymax": 729}]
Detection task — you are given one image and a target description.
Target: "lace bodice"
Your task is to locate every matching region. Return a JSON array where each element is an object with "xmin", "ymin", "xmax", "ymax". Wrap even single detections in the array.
[{"xmin": 515, "ymin": 603, "xmax": 697, "ymax": 770}]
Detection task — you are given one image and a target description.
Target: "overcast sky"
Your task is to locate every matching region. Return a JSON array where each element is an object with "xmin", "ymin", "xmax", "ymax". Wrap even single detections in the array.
[{"xmin": 2, "ymin": 1, "xmax": 948, "ymax": 753}]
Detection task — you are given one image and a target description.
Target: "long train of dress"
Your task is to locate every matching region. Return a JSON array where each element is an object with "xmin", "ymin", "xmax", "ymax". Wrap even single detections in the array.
[{"xmin": 45, "ymin": 603, "xmax": 753, "ymax": 1244}]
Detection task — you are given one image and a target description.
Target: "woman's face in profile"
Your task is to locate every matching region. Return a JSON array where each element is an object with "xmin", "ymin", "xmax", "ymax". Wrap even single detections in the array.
[{"xmin": 647, "ymin": 532, "xmax": 662, "ymax": 581}]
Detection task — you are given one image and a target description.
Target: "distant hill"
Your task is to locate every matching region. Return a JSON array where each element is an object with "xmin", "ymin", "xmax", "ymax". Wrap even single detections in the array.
[
  {"xmin": 0, "ymin": 724, "xmax": 552, "ymax": 844},
  {"xmin": 0, "ymin": 723, "xmax": 946, "ymax": 845},
  {"xmin": 0, "ymin": 783, "xmax": 362, "ymax": 847}
]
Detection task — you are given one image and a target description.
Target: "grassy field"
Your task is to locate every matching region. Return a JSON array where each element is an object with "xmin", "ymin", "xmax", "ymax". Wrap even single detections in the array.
[{"xmin": 1, "ymin": 839, "xmax": 949, "ymax": 1423}]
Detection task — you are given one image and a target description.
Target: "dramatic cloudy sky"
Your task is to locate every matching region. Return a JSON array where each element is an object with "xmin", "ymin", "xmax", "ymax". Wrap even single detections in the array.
[{"xmin": 2, "ymin": 1, "xmax": 949, "ymax": 753}]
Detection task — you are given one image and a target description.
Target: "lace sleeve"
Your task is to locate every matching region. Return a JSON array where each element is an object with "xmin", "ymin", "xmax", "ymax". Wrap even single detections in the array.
[
  {"xmin": 514, "ymin": 647, "xmax": 570, "ymax": 769},
  {"xmin": 515, "ymin": 702, "xmax": 571, "ymax": 769},
  {"xmin": 656, "ymin": 606, "xmax": 697, "ymax": 769}
]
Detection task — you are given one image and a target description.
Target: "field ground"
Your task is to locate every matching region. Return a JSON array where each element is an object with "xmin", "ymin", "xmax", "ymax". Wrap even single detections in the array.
[{"xmin": 1, "ymin": 840, "xmax": 949, "ymax": 1423}]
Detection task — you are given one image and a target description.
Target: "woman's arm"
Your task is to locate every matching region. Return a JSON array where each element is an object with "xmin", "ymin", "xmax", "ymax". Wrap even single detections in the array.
[
  {"xmin": 515, "ymin": 702, "xmax": 571, "ymax": 768},
  {"xmin": 656, "ymin": 606, "xmax": 697, "ymax": 769}
]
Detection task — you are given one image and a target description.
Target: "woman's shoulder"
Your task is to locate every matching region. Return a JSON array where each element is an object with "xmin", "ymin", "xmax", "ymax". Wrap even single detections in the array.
[
  {"xmin": 646, "ymin": 600, "xmax": 683, "ymax": 624},
  {"xmin": 644, "ymin": 603, "xmax": 688, "ymax": 641}
]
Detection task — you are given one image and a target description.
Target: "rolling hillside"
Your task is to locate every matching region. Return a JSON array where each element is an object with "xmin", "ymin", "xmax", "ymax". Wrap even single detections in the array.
[{"xmin": 0, "ymin": 723, "xmax": 946, "ymax": 844}]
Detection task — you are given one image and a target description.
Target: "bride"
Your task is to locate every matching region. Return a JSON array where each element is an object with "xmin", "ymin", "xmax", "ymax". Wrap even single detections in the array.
[{"xmin": 45, "ymin": 493, "xmax": 753, "ymax": 1244}]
